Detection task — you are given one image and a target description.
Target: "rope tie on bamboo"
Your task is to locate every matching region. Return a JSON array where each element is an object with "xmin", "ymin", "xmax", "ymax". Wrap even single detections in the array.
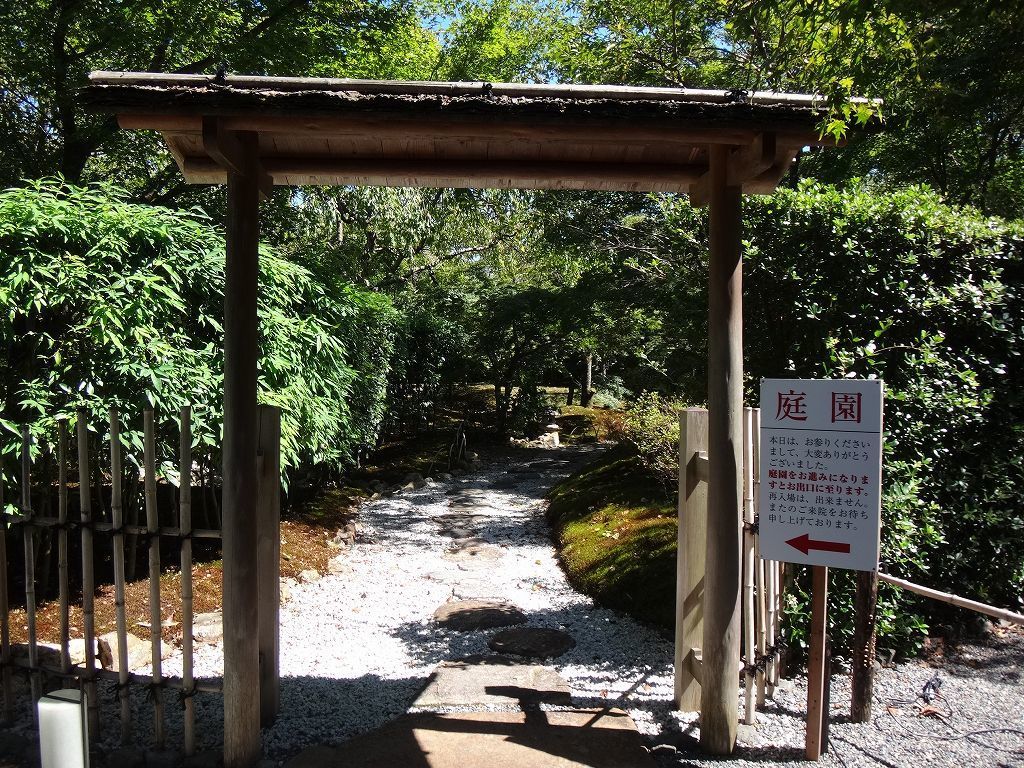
[
  {"xmin": 178, "ymin": 684, "xmax": 199, "ymax": 710},
  {"xmin": 111, "ymin": 676, "xmax": 135, "ymax": 704},
  {"xmin": 146, "ymin": 677, "xmax": 167, "ymax": 703}
]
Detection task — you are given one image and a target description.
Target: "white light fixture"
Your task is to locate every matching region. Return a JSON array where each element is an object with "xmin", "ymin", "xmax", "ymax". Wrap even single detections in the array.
[{"xmin": 38, "ymin": 688, "xmax": 90, "ymax": 768}]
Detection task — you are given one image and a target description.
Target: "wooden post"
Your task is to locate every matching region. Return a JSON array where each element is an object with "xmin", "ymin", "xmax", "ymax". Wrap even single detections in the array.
[
  {"xmin": 144, "ymin": 409, "xmax": 165, "ymax": 749},
  {"xmin": 76, "ymin": 411, "xmax": 99, "ymax": 738},
  {"xmin": 701, "ymin": 143, "xmax": 743, "ymax": 755},
  {"xmin": 21, "ymin": 427, "xmax": 42, "ymax": 713},
  {"xmin": 222, "ymin": 132, "xmax": 263, "ymax": 768},
  {"xmin": 109, "ymin": 410, "xmax": 131, "ymax": 743},
  {"xmin": 806, "ymin": 565, "xmax": 829, "ymax": 761},
  {"xmin": 674, "ymin": 408, "xmax": 708, "ymax": 711},
  {"xmin": 0, "ymin": 460, "xmax": 11, "ymax": 723},
  {"xmin": 257, "ymin": 405, "xmax": 281, "ymax": 727},
  {"xmin": 180, "ymin": 405, "xmax": 196, "ymax": 755},
  {"xmin": 851, "ymin": 569, "xmax": 879, "ymax": 722},
  {"xmin": 57, "ymin": 421, "xmax": 71, "ymax": 681},
  {"xmin": 741, "ymin": 408, "xmax": 755, "ymax": 724}
]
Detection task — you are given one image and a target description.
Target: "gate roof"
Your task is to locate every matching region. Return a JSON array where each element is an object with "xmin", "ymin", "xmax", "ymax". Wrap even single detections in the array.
[{"xmin": 84, "ymin": 71, "xmax": 849, "ymax": 194}]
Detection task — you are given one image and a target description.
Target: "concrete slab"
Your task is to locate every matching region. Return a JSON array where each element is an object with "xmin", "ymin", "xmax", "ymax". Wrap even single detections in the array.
[
  {"xmin": 412, "ymin": 656, "xmax": 571, "ymax": 708},
  {"xmin": 285, "ymin": 709, "xmax": 656, "ymax": 768}
]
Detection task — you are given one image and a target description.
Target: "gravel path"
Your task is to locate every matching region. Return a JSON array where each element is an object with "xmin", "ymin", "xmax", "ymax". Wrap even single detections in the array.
[{"xmin": 6, "ymin": 441, "xmax": 1021, "ymax": 768}]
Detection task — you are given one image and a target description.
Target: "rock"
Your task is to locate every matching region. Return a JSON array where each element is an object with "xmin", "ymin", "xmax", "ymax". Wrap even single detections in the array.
[
  {"xmin": 299, "ymin": 569, "xmax": 320, "ymax": 584},
  {"xmin": 370, "ymin": 492, "xmax": 382, "ymax": 500},
  {"xmin": 442, "ymin": 542, "xmax": 503, "ymax": 563},
  {"xmin": 145, "ymin": 749, "xmax": 183, "ymax": 768},
  {"xmin": 450, "ymin": 468, "xmax": 464, "ymax": 477},
  {"xmin": 878, "ymin": 647, "xmax": 896, "ymax": 667},
  {"xmin": 99, "ymin": 631, "xmax": 172, "ymax": 670},
  {"xmin": 437, "ymin": 473, "xmax": 453, "ymax": 481},
  {"xmin": 488, "ymin": 627, "xmax": 576, "ymax": 659},
  {"xmin": 433, "ymin": 600, "xmax": 528, "ymax": 631},
  {"xmin": 403, "ymin": 472, "xmax": 424, "ymax": 484},
  {"xmin": 96, "ymin": 636, "xmax": 114, "ymax": 670},
  {"xmin": 279, "ymin": 578, "xmax": 294, "ymax": 603},
  {"xmin": 193, "ymin": 612, "xmax": 224, "ymax": 645},
  {"xmin": 328, "ymin": 554, "xmax": 351, "ymax": 575},
  {"xmin": 402, "ymin": 481, "xmax": 416, "ymax": 492}
]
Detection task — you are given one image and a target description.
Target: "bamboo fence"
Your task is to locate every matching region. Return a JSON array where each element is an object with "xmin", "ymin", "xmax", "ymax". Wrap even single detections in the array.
[{"xmin": 0, "ymin": 406, "xmax": 231, "ymax": 754}]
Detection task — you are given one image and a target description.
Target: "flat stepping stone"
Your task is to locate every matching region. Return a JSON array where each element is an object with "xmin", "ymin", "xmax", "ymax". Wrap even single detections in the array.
[
  {"xmin": 442, "ymin": 542, "xmax": 502, "ymax": 562},
  {"xmin": 488, "ymin": 627, "xmax": 576, "ymax": 659},
  {"xmin": 433, "ymin": 600, "xmax": 527, "ymax": 631},
  {"xmin": 413, "ymin": 655, "xmax": 571, "ymax": 708},
  {"xmin": 286, "ymin": 709, "xmax": 655, "ymax": 768}
]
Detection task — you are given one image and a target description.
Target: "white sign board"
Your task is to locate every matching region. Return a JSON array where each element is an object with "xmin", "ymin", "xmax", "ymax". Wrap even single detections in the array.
[{"xmin": 758, "ymin": 378, "xmax": 883, "ymax": 571}]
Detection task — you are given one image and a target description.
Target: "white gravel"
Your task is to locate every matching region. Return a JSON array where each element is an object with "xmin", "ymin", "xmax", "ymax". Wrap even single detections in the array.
[
  {"xmin": 9, "ymin": 441, "xmax": 1021, "ymax": 768},
  {"xmin": 148, "ymin": 442, "xmax": 683, "ymax": 761}
]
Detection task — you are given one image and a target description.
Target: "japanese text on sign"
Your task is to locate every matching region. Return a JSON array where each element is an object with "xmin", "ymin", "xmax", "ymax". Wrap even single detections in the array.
[{"xmin": 759, "ymin": 379, "xmax": 884, "ymax": 571}]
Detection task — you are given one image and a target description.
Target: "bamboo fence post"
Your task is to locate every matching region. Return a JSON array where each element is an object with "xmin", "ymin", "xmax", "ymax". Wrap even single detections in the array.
[
  {"xmin": 755, "ymin": 544, "xmax": 768, "ymax": 707},
  {"xmin": 109, "ymin": 408, "xmax": 131, "ymax": 743},
  {"xmin": 766, "ymin": 556, "xmax": 779, "ymax": 692},
  {"xmin": 0, "ymin": 460, "xmax": 11, "ymax": 722},
  {"xmin": 257, "ymin": 405, "xmax": 281, "ymax": 727},
  {"xmin": 753, "ymin": 408, "xmax": 767, "ymax": 707},
  {"xmin": 674, "ymin": 408, "xmax": 708, "ymax": 711},
  {"xmin": 76, "ymin": 410, "xmax": 99, "ymax": 738},
  {"xmin": 21, "ymin": 427, "xmax": 42, "ymax": 714},
  {"xmin": 57, "ymin": 420, "xmax": 71, "ymax": 681},
  {"xmin": 741, "ymin": 408, "xmax": 756, "ymax": 724},
  {"xmin": 180, "ymin": 405, "xmax": 196, "ymax": 755},
  {"xmin": 144, "ymin": 408, "xmax": 165, "ymax": 748}
]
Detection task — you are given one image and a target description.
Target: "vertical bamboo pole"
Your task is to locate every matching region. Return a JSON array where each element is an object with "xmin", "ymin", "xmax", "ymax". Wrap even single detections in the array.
[
  {"xmin": 701, "ymin": 143, "xmax": 743, "ymax": 755},
  {"xmin": 755, "ymin": 545, "xmax": 768, "ymax": 707},
  {"xmin": 674, "ymin": 408, "xmax": 708, "ymax": 711},
  {"xmin": 144, "ymin": 408, "xmax": 165, "ymax": 748},
  {"xmin": 222, "ymin": 132, "xmax": 263, "ymax": 768},
  {"xmin": 742, "ymin": 408, "xmax": 755, "ymax": 724},
  {"xmin": 21, "ymin": 427, "xmax": 41, "ymax": 712},
  {"xmin": 76, "ymin": 410, "xmax": 99, "ymax": 738},
  {"xmin": 753, "ymin": 408, "xmax": 767, "ymax": 707},
  {"xmin": 57, "ymin": 421, "xmax": 70, "ymax": 681},
  {"xmin": 806, "ymin": 565, "xmax": 829, "ymax": 761},
  {"xmin": 180, "ymin": 405, "xmax": 196, "ymax": 755},
  {"xmin": 766, "ymin": 560, "xmax": 778, "ymax": 692},
  {"xmin": 0, "ymin": 460, "xmax": 11, "ymax": 722},
  {"xmin": 109, "ymin": 408, "xmax": 131, "ymax": 743},
  {"xmin": 257, "ymin": 405, "xmax": 281, "ymax": 727}
]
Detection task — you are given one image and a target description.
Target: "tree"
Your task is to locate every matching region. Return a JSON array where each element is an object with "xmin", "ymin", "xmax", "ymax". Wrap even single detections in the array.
[{"xmin": 0, "ymin": 0, "xmax": 439, "ymax": 190}]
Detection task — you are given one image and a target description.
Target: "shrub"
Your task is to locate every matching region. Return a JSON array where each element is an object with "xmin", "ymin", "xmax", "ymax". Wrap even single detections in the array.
[
  {"xmin": 0, "ymin": 179, "xmax": 396, "ymax": 480},
  {"xmin": 612, "ymin": 392, "xmax": 682, "ymax": 487}
]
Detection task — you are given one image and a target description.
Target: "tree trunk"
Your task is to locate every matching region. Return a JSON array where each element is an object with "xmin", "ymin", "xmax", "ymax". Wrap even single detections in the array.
[{"xmin": 580, "ymin": 354, "xmax": 594, "ymax": 407}]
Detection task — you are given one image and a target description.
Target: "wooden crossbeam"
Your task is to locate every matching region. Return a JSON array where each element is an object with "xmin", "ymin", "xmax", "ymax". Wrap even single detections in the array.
[
  {"xmin": 201, "ymin": 118, "xmax": 273, "ymax": 200},
  {"xmin": 689, "ymin": 134, "xmax": 794, "ymax": 207}
]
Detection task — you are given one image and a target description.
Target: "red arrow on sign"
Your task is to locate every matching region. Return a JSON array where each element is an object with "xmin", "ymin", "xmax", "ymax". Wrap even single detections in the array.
[{"xmin": 786, "ymin": 533, "xmax": 851, "ymax": 555}]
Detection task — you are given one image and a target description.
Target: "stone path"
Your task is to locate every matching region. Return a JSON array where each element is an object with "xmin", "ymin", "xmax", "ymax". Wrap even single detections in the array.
[{"xmin": 283, "ymin": 444, "xmax": 657, "ymax": 767}]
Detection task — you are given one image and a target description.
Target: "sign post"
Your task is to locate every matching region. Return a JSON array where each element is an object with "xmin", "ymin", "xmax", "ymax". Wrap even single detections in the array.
[{"xmin": 758, "ymin": 378, "xmax": 883, "ymax": 760}]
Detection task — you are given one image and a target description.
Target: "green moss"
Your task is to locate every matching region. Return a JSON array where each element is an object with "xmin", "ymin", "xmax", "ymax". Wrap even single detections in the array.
[{"xmin": 547, "ymin": 446, "xmax": 677, "ymax": 630}]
